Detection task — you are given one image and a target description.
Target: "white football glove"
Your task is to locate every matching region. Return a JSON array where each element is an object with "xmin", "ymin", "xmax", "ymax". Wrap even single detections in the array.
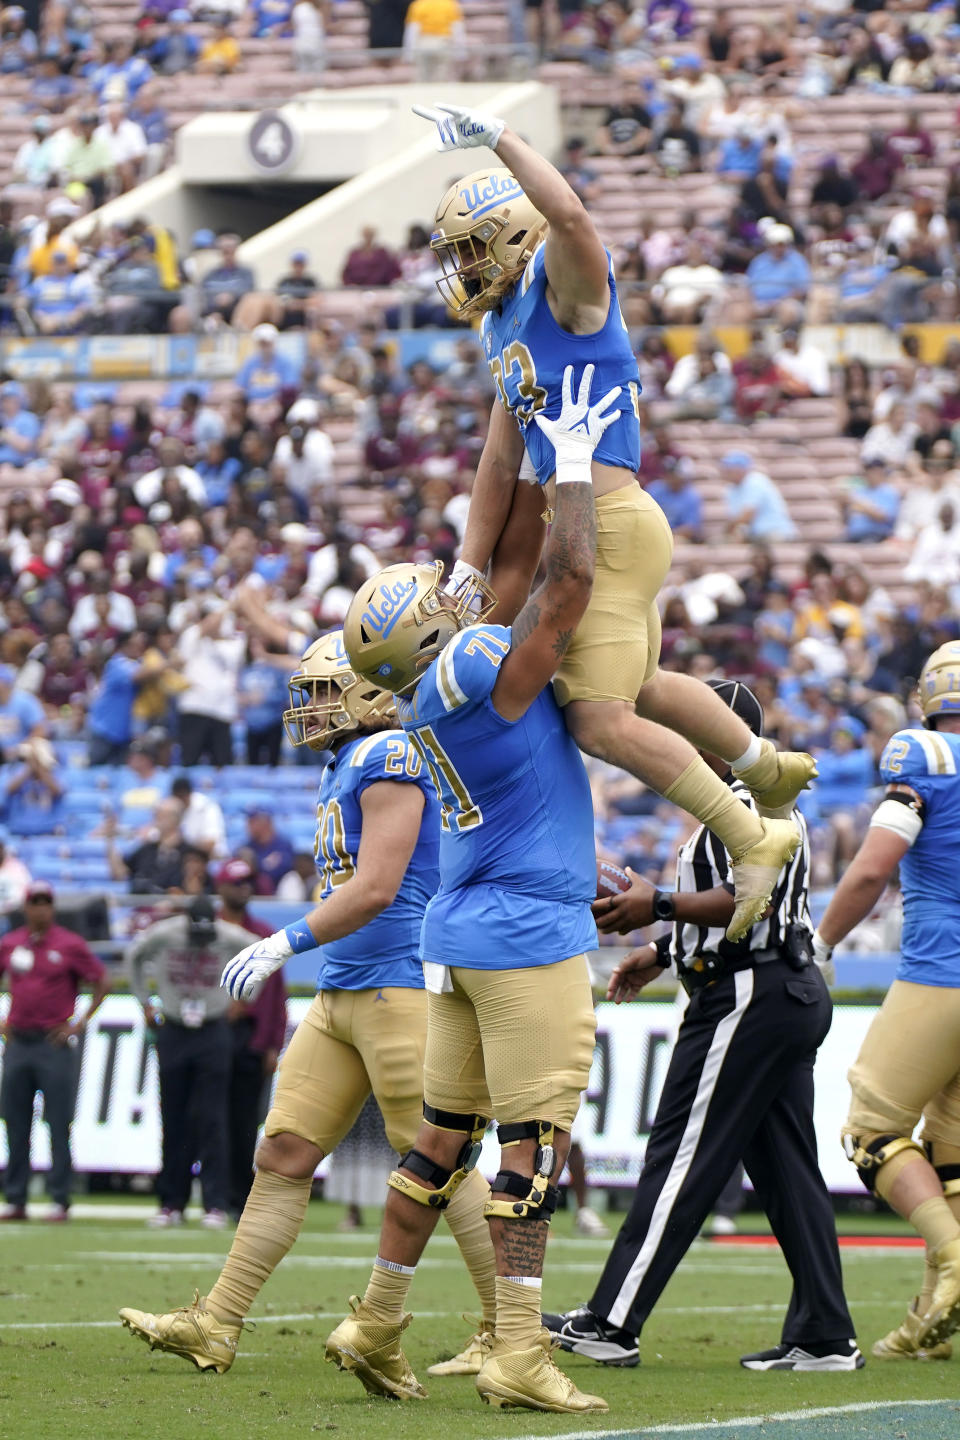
[
  {"xmin": 811, "ymin": 929, "xmax": 836, "ymax": 987},
  {"xmin": 412, "ymin": 102, "xmax": 505, "ymax": 152},
  {"xmin": 443, "ymin": 559, "xmax": 486, "ymax": 616},
  {"xmin": 220, "ymin": 929, "xmax": 294, "ymax": 1001},
  {"xmin": 534, "ymin": 364, "xmax": 623, "ymax": 484}
]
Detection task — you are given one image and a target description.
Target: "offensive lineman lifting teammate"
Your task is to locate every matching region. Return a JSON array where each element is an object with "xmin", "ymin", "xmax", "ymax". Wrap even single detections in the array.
[
  {"xmin": 119, "ymin": 632, "xmax": 497, "ymax": 1377},
  {"xmin": 815, "ymin": 641, "xmax": 960, "ymax": 1361},
  {"xmin": 324, "ymin": 367, "xmax": 617, "ymax": 1414},
  {"xmin": 412, "ymin": 100, "xmax": 815, "ymax": 940}
]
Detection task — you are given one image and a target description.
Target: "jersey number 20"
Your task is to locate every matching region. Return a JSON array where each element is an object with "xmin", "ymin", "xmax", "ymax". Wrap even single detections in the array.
[{"xmin": 315, "ymin": 799, "xmax": 355, "ymax": 890}]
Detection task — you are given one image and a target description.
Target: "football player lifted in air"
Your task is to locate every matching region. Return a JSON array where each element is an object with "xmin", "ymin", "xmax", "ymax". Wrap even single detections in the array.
[
  {"xmin": 325, "ymin": 365, "xmax": 616, "ymax": 1414},
  {"xmin": 815, "ymin": 641, "xmax": 960, "ymax": 1361},
  {"xmin": 412, "ymin": 100, "xmax": 815, "ymax": 940},
  {"xmin": 120, "ymin": 631, "xmax": 497, "ymax": 1379}
]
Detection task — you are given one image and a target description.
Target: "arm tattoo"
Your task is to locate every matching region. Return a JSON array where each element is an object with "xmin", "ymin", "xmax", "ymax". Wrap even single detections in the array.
[
  {"xmin": 552, "ymin": 628, "xmax": 573, "ymax": 660},
  {"xmin": 511, "ymin": 599, "xmax": 541, "ymax": 649},
  {"xmin": 546, "ymin": 484, "xmax": 596, "ymax": 588}
]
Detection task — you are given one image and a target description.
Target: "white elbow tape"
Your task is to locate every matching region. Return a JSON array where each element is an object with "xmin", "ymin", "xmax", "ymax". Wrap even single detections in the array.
[{"xmin": 869, "ymin": 799, "xmax": 923, "ymax": 846}]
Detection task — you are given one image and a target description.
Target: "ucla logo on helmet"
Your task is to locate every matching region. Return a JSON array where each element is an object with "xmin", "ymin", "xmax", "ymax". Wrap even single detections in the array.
[
  {"xmin": 378, "ymin": 663, "xmax": 393, "ymax": 677},
  {"xmin": 459, "ymin": 173, "xmax": 521, "ymax": 219},
  {"xmin": 361, "ymin": 577, "xmax": 417, "ymax": 638}
]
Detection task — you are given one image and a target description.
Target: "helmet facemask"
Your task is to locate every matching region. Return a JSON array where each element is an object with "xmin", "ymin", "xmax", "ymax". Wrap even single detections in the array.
[
  {"xmin": 429, "ymin": 169, "xmax": 549, "ymax": 319},
  {"xmin": 432, "ymin": 218, "xmax": 516, "ymax": 317},
  {"xmin": 283, "ymin": 635, "xmax": 395, "ymax": 751}
]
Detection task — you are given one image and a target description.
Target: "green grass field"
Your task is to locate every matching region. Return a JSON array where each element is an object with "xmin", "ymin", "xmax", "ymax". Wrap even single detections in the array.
[{"xmin": 2, "ymin": 1202, "xmax": 959, "ymax": 1440}]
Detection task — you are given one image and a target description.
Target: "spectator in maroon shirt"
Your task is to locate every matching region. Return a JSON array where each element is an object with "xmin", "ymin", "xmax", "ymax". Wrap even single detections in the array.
[
  {"xmin": 364, "ymin": 399, "xmax": 423, "ymax": 485},
  {"xmin": 39, "ymin": 633, "xmax": 88, "ymax": 721},
  {"xmin": 887, "ymin": 111, "xmax": 936, "ymax": 169},
  {"xmin": 216, "ymin": 857, "xmax": 288, "ymax": 1216},
  {"xmin": 0, "ymin": 882, "xmax": 111, "ymax": 1221},
  {"xmin": 341, "ymin": 227, "xmax": 402, "ymax": 287},
  {"xmin": 851, "ymin": 131, "xmax": 901, "ymax": 202},
  {"xmin": 733, "ymin": 337, "xmax": 782, "ymax": 421}
]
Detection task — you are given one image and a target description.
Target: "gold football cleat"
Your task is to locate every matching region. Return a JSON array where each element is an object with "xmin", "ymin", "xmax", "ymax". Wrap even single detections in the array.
[
  {"xmin": 325, "ymin": 1296, "xmax": 426, "ymax": 1400},
  {"xmin": 916, "ymin": 1238, "xmax": 960, "ymax": 1349},
  {"xmin": 476, "ymin": 1340, "xmax": 608, "ymax": 1413},
  {"xmin": 427, "ymin": 1318, "xmax": 493, "ymax": 1376},
  {"xmin": 727, "ymin": 818, "xmax": 800, "ymax": 941},
  {"xmin": 119, "ymin": 1292, "xmax": 241, "ymax": 1374},
  {"xmin": 873, "ymin": 1298, "xmax": 953, "ymax": 1361},
  {"xmin": 735, "ymin": 741, "xmax": 818, "ymax": 812}
]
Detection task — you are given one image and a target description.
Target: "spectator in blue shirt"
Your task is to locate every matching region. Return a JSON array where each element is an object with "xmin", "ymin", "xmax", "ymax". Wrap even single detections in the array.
[
  {"xmin": 841, "ymin": 458, "xmax": 901, "ymax": 542},
  {"xmin": 195, "ymin": 439, "xmax": 242, "ymax": 506},
  {"xmin": 239, "ymin": 644, "xmax": 291, "ymax": 766},
  {"xmin": 87, "ymin": 634, "xmax": 151, "ymax": 765},
  {"xmin": 0, "ymin": 384, "xmax": 41, "ymax": 469},
  {"xmin": 195, "ymin": 233, "xmax": 255, "ymax": 327},
  {"xmin": 89, "ymin": 38, "xmax": 154, "ymax": 100},
  {"xmin": 754, "ymin": 582, "xmax": 796, "ymax": 670},
  {"xmin": 0, "ymin": 7, "xmax": 38, "ymax": 73},
  {"xmin": 146, "ymin": 10, "xmax": 199, "ymax": 74},
  {"xmin": 3, "ymin": 738, "xmax": 65, "ymax": 837},
  {"xmin": 250, "ymin": 0, "xmax": 293, "ymax": 36},
  {"xmin": 646, "ymin": 455, "xmax": 703, "ymax": 541},
  {"xmin": 802, "ymin": 716, "xmax": 876, "ymax": 820},
  {"xmin": 162, "ymin": 517, "xmax": 219, "ymax": 587},
  {"xmin": 127, "ymin": 83, "xmax": 170, "ymax": 148},
  {"xmin": 244, "ymin": 808, "xmax": 294, "ymax": 891},
  {"xmin": 746, "ymin": 223, "xmax": 811, "ymax": 325},
  {"xmin": 28, "ymin": 52, "xmax": 76, "ymax": 112},
  {"xmin": 26, "ymin": 250, "xmax": 93, "ymax": 335},
  {"xmin": 716, "ymin": 131, "xmax": 763, "ymax": 183},
  {"xmin": 0, "ymin": 669, "xmax": 45, "ymax": 763},
  {"xmin": 722, "ymin": 450, "xmax": 797, "ymax": 542},
  {"xmin": 236, "ymin": 324, "xmax": 300, "ymax": 403}
]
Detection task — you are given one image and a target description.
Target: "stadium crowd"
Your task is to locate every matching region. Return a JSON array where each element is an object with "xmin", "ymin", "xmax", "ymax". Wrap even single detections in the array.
[{"xmin": 0, "ymin": 0, "xmax": 957, "ymax": 920}]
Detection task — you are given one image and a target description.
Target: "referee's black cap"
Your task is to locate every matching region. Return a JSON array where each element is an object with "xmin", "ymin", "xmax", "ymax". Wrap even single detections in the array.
[{"xmin": 708, "ymin": 678, "xmax": 764, "ymax": 737}]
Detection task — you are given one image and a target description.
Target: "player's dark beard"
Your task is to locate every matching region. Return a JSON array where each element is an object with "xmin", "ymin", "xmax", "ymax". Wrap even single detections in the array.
[{"xmin": 327, "ymin": 715, "xmax": 398, "ymax": 755}]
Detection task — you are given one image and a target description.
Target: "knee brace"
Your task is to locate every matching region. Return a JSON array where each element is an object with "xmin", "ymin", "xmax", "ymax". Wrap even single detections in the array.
[
  {"xmin": 843, "ymin": 1131, "xmax": 925, "ymax": 1194},
  {"xmin": 484, "ymin": 1120, "xmax": 560, "ymax": 1222},
  {"xmin": 925, "ymin": 1140, "xmax": 960, "ymax": 1199},
  {"xmin": 387, "ymin": 1105, "xmax": 488, "ymax": 1211}
]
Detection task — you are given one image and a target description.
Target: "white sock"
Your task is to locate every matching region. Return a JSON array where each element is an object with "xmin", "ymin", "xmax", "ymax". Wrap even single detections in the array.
[{"xmin": 731, "ymin": 736, "xmax": 763, "ymax": 772}]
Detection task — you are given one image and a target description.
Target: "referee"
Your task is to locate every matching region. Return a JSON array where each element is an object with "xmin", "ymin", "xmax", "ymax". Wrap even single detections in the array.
[{"xmin": 546, "ymin": 680, "xmax": 862, "ymax": 1372}]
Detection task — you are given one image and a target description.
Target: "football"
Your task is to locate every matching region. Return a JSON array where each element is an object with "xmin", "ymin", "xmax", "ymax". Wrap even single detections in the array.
[{"xmin": 597, "ymin": 859, "xmax": 632, "ymax": 899}]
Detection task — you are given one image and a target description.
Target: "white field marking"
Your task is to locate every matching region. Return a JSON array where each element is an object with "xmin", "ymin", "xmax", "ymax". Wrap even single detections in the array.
[
  {"xmin": 19, "ymin": 1252, "xmax": 797, "ymax": 1278},
  {"xmin": 0, "ymin": 1310, "xmax": 456, "ymax": 1332},
  {"xmin": 499, "ymin": 1399, "xmax": 956, "ymax": 1440},
  {"xmin": 0, "ymin": 1297, "xmax": 920, "ymax": 1332}
]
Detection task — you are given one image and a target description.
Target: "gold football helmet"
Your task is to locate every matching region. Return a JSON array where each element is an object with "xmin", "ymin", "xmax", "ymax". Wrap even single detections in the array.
[
  {"xmin": 920, "ymin": 641, "xmax": 960, "ymax": 726},
  {"xmin": 343, "ymin": 561, "xmax": 496, "ymax": 696},
  {"xmin": 283, "ymin": 630, "xmax": 395, "ymax": 751},
  {"xmin": 430, "ymin": 168, "xmax": 549, "ymax": 319}
]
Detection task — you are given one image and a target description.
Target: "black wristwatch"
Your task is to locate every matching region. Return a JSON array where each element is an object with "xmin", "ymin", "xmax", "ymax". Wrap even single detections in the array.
[{"xmin": 652, "ymin": 890, "xmax": 676, "ymax": 923}]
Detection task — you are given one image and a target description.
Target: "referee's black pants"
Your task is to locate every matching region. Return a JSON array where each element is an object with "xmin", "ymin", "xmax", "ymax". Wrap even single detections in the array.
[
  {"xmin": 154, "ymin": 1018, "xmax": 231, "ymax": 1214},
  {"xmin": 590, "ymin": 958, "xmax": 854, "ymax": 1347}
]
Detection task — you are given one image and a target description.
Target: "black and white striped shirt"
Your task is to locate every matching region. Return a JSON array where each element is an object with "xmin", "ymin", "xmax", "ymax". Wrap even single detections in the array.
[{"xmin": 668, "ymin": 779, "xmax": 812, "ymax": 972}]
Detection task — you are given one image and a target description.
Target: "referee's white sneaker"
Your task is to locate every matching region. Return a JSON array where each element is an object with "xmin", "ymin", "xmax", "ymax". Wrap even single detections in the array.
[{"xmin": 740, "ymin": 1340, "xmax": 864, "ymax": 1371}]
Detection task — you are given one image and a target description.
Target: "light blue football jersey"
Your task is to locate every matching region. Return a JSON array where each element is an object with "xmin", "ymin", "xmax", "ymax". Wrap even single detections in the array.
[
  {"xmin": 313, "ymin": 729, "xmax": 440, "ymax": 991},
  {"xmin": 479, "ymin": 242, "xmax": 641, "ymax": 485},
  {"xmin": 396, "ymin": 623, "xmax": 598, "ymax": 970},
  {"xmin": 878, "ymin": 726, "xmax": 960, "ymax": 988}
]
